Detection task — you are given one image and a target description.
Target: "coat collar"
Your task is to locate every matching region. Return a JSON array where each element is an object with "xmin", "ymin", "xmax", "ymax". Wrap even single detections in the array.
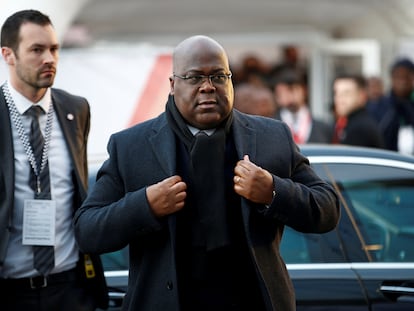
[
  {"xmin": 147, "ymin": 109, "xmax": 257, "ymax": 176},
  {"xmin": 232, "ymin": 109, "xmax": 257, "ymax": 160},
  {"xmin": 148, "ymin": 113, "xmax": 177, "ymax": 176},
  {"xmin": 148, "ymin": 109, "xmax": 258, "ymax": 248}
]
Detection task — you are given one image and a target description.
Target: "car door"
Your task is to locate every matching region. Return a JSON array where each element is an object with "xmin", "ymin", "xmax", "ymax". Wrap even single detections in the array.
[
  {"xmin": 281, "ymin": 209, "xmax": 371, "ymax": 310},
  {"xmin": 310, "ymin": 158, "xmax": 414, "ymax": 310},
  {"xmin": 280, "ymin": 159, "xmax": 369, "ymax": 309}
]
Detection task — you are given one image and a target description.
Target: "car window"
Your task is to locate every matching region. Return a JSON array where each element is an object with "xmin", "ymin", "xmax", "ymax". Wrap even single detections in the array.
[
  {"xmin": 280, "ymin": 226, "xmax": 346, "ymax": 263},
  {"xmin": 281, "ymin": 161, "xmax": 414, "ymax": 265},
  {"xmin": 313, "ymin": 162, "xmax": 414, "ymax": 263},
  {"xmin": 280, "ymin": 227, "xmax": 311, "ymax": 263},
  {"xmin": 341, "ymin": 178, "xmax": 414, "ymax": 262},
  {"xmin": 101, "ymin": 247, "xmax": 129, "ymax": 271}
]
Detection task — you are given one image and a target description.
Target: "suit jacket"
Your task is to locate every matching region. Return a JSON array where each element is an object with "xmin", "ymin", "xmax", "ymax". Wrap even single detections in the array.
[
  {"xmin": 378, "ymin": 92, "xmax": 414, "ymax": 151},
  {"xmin": 0, "ymin": 87, "xmax": 108, "ymax": 308},
  {"xmin": 74, "ymin": 109, "xmax": 340, "ymax": 311},
  {"xmin": 339, "ymin": 107, "xmax": 384, "ymax": 149}
]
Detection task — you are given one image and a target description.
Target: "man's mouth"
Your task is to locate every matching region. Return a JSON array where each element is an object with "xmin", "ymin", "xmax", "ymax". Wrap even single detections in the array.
[
  {"xmin": 40, "ymin": 67, "xmax": 56, "ymax": 75},
  {"xmin": 197, "ymin": 100, "xmax": 217, "ymax": 109}
]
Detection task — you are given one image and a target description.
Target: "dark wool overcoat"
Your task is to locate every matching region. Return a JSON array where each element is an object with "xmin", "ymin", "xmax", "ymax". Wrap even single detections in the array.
[{"xmin": 74, "ymin": 108, "xmax": 340, "ymax": 311}]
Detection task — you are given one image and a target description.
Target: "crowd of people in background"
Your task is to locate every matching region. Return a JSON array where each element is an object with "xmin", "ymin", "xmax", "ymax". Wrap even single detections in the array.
[{"xmin": 231, "ymin": 45, "xmax": 414, "ymax": 156}]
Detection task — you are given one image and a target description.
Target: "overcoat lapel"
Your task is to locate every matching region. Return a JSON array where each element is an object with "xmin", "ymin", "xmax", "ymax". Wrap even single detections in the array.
[
  {"xmin": 232, "ymin": 111, "xmax": 258, "ymax": 226},
  {"xmin": 148, "ymin": 116, "xmax": 177, "ymax": 177},
  {"xmin": 148, "ymin": 115, "xmax": 178, "ymax": 249},
  {"xmin": 147, "ymin": 111, "xmax": 259, "ymax": 252},
  {"xmin": 232, "ymin": 111, "xmax": 257, "ymax": 161}
]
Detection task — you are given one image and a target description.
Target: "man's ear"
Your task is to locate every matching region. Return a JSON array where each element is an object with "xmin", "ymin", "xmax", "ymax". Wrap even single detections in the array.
[
  {"xmin": 1, "ymin": 47, "xmax": 16, "ymax": 65},
  {"xmin": 169, "ymin": 76, "xmax": 175, "ymax": 95}
]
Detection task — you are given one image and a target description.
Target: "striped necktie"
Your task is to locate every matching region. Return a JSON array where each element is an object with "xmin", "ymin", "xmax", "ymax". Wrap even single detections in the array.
[{"xmin": 26, "ymin": 106, "xmax": 55, "ymax": 276}]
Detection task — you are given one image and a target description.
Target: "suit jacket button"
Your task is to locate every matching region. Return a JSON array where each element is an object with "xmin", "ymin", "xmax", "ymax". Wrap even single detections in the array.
[{"xmin": 166, "ymin": 281, "xmax": 173, "ymax": 290}]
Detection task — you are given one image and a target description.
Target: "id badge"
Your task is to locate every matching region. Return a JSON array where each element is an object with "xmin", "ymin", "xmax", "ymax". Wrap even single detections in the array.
[{"xmin": 23, "ymin": 199, "xmax": 56, "ymax": 246}]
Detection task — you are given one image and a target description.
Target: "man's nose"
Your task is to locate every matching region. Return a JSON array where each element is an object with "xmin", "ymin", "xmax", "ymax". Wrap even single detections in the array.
[
  {"xmin": 43, "ymin": 50, "xmax": 57, "ymax": 64},
  {"xmin": 199, "ymin": 76, "xmax": 215, "ymax": 90}
]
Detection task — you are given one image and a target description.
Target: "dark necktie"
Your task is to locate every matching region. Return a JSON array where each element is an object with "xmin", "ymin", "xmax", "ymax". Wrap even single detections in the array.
[{"xmin": 26, "ymin": 106, "xmax": 55, "ymax": 276}]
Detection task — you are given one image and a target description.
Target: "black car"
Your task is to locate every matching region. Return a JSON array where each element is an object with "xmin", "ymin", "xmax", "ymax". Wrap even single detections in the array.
[{"xmin": 92, "ymin": 145, "xmax": 414, "ymax": 310}]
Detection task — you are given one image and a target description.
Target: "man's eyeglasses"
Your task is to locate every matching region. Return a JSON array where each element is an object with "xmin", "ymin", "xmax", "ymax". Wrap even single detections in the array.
[{"xmin": 173, "ymin": 73, "xmax": 232, "ymax": 86}]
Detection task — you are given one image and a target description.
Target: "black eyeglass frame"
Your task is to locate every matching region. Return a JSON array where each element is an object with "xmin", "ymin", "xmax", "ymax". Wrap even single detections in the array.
[{"xmin": 173, "ymin": 72, "xmax": 232, "ymax": 86}]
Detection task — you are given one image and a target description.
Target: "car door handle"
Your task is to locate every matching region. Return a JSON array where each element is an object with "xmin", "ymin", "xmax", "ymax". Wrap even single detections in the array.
[
  {"xmin": 380, "ymin": 281, "xmax": 414, "ymax": 303},
  {"xmin": 107, "ymin": 290, "xmax": 126, "ymax": 308},
  {"xmin": 109, "ymin": 291, "xmax": 126, "ymax": 299},
  {"xmin": 380, "ymin": 285, "xmax": 414, "ymax": 295}
]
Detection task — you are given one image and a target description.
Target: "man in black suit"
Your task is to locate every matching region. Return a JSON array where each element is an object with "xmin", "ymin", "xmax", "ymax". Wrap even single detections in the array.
[
  {"xmin": 374, "ymin": 58, "xmax": 414, "ymax": 153},
  {"xmin": 332, "ymin": 74, "xmax": 384, "ymax": 149},
  {"xmin": 74, "ymin": 35, "xmax": 339, "ymax": 311},
  {"xmin": 0, "ymin": 10, "xmax": 107, "ymax": 310},
  {"xmin": 273, "ymin": 68, "xmax": 332, "ymax": 144}
]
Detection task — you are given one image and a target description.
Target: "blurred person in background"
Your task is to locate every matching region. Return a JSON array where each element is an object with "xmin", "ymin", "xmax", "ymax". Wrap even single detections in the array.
[
  {"xmin": 234, "ymin": 83, "xmax": 277, "ymax": 118},
  {"xmin": 231, "ymin": 54, "xmax": 270, "ymax": 87},
  {"xmin": 367, "ymin": 76, "xmax": 385, "ymax": 102},
  {"xmin": 273, "ymin": 68, "xmax": 332, "ymax": 144},
  {"xmin": 332, "ymin": 74, "xmax": 384, "ymax": 149},
  {"xmin": 269, "ymin": 45, "xmax": 307, "ymax": 83},
  {"xmin": 377, "ymin": 58, "xmax": 414, "ymax": 154}
]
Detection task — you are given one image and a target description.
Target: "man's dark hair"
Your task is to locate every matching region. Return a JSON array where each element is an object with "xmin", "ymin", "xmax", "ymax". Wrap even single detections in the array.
[
  {"xmin": 1, "ymin": 9, "xmax": 52, "ymax": 52},
  {"xmin": 334, "ymin": 73, "xmax": 367, "ymax": 90},
  {"xmin": 272, "ymin": 68, "xmax": 306, "ymax": 87},
  {"xmin": 390, "ymin": 57, "xmax": 414, "ymax": 74}
]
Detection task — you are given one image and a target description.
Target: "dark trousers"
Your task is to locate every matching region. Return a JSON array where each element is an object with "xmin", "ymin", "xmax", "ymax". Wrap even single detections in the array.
[{"xmin": 0, "ymin": 270, "xmax": 95, "ymax": 311}]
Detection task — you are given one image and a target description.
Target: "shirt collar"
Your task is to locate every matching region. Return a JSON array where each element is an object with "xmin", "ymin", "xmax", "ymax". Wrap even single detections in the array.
[
  {"xmin": 7, "ymin": 80, "xmax": 52, "ymax": 115},
  {"xmin": 187, "ymin": 124, "xmax": 216, "ymax": 136},
  {"xmin": 280, "ymin": 106, "xmax": 310, "ymax": 125}
]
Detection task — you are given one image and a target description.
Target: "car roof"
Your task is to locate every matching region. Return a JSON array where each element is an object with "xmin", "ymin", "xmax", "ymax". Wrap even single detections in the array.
[{"xmin": 300, "ymin": 144, "xmax": 414, "ymax": 165}]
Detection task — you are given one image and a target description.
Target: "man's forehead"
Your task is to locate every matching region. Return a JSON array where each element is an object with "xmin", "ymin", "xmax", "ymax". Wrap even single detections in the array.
[
  {"xmin": 19, "ymin": 23, "xmax": 57, "ymax": 45},
  {"xmin": 175, "ymin": 58, "xmax": 228, "ymax": 75},
  {"xmin": 173, "ymin": 36, "xmax": 228, "ymax": 66}
]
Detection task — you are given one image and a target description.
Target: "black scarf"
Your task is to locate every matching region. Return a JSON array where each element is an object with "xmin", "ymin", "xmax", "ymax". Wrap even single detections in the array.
[{"xmin": 166, "ymin": 95, "xmax": 233, "ymax": 250}]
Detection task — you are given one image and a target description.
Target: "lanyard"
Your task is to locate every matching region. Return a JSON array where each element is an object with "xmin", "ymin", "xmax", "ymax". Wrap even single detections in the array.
[{"xmin": 2, "ymin": 83, "xmax": 54, "ymax": 177}]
